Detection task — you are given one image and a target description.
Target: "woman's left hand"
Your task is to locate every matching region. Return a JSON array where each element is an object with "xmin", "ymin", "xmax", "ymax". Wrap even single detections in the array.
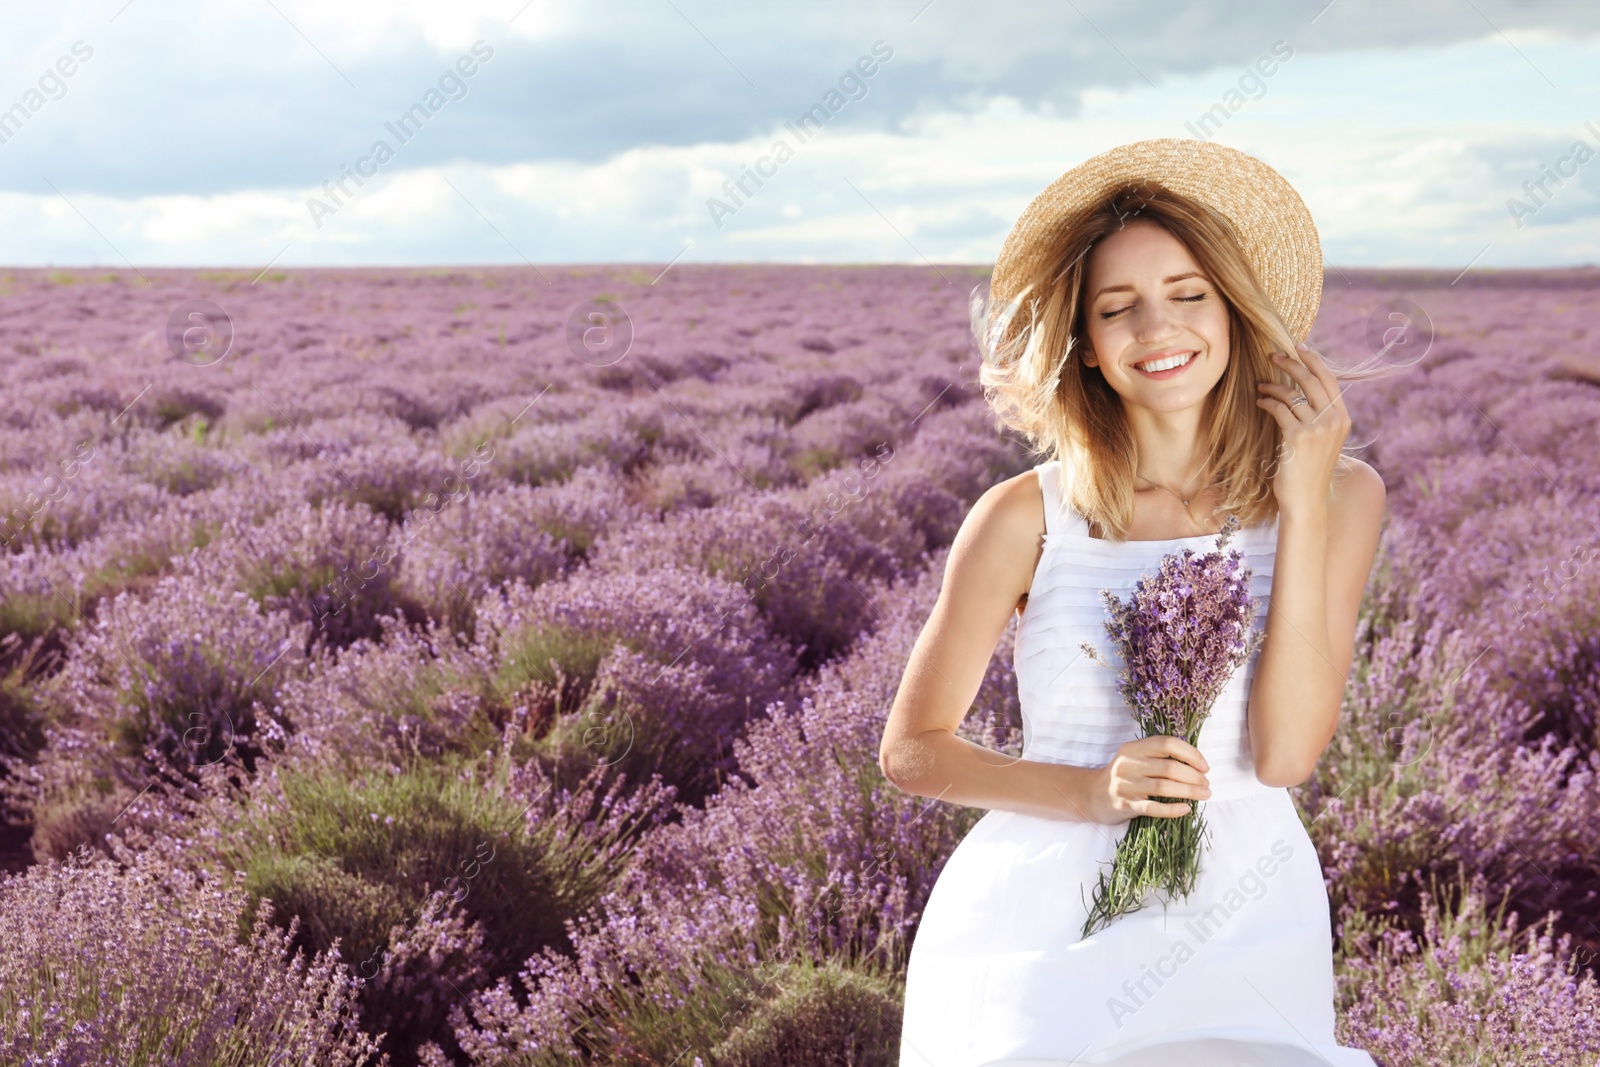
[{"xmin": 1254, "ymin": 341, "xmax": 1351, "ymax": 517}]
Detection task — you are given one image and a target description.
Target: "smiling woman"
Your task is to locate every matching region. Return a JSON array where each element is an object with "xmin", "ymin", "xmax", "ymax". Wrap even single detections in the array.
[{"xmin": 882, "ymin": 139, "xmax": 1391, "ymax": 1066}]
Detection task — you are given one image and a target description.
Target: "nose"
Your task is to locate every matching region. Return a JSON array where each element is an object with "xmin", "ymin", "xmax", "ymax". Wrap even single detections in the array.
[{"xmin": 1130, "ymin": 297, "xmax": 1181, "ymax": 345}]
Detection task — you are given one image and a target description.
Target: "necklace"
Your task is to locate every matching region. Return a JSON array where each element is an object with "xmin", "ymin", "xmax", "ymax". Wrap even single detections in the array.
[{"xmin": 1134, "ymin": 463, "xmax": 1209, "ymax": 509}]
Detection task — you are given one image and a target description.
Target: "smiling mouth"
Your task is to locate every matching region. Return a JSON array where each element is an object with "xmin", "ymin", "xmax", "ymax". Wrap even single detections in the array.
[{"xmin": 1133, "ymin": 350, "xmax": 1197, "ymax": 374}]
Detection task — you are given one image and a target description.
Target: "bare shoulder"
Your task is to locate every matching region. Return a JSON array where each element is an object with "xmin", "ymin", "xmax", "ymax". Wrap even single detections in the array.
[
  {"xmin": 1327, "ymin": 455, "xmax": 1386, "ymax": 587},
  {"xmin": 1331, "ymin": 455, "xmax": 1386, "ymax": 530},
  {"xmin": 1319, "ymin": 457, "xmax": 1387, "ymax": 679},
  {"xmin": 942, "ymin": 467, "xmax": 1049, "ymax": 609}
]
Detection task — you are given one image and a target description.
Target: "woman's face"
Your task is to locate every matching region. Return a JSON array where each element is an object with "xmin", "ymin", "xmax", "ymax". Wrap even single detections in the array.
[{"xmin": 1080, "ymin": 219, "xmax": 1231, "ymax": 414}]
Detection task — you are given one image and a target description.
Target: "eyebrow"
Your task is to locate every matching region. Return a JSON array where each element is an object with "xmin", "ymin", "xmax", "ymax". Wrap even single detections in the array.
[{"xmin": 1091, "ymin": 272, "xmax": 1206, "ymax": 301}]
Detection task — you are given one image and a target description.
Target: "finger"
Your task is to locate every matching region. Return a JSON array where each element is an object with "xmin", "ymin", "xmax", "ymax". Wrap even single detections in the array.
[
  {"xmin": 1273, "ymin": 347, "xmax": 1324, "ymax": 404},
  {"xmin": 1271, "ymin": 351, "xmax": 1330, "ymax": 408},
  {"xmin": 1300, "ymin": 346, "xmax": 1355, "ymax": 427},
  {"xmin": 1140, "ymin": 757, "xmax": 1210, "ymax": 788},
  {"xmin": 1260, "ymin": 386, "xmax": 1314, "ymax": 422},
  {"xmin": 1295, "ymin": 341, "xmax": 1341, "ymax": 398},
  {"xmin": 1256, "ymin": 382, "xmax": 1311, "ymax": 410},
  {"xmin": 1150, "ymin": 762, "xmax": 1211, "ymax": 789},
  {"xmin": 1256, "ymin": 393, "xmax": 1299, "ymax": 427},
  {"xmin": 1138, "ymin": 772, "xmax": 1211, "ymax": 799},
  {"xmin": 1134, "ymin": 798, "xmax": 1193, "ymax": 819},
  {"xmin": 1153, "ymin": 735, "xmax": 1210, "ymax": 772}
]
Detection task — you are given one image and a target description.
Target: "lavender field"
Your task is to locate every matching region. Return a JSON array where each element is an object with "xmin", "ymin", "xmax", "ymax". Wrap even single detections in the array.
[{"xmin": 1, "ymin": 263, "xmax": 1598, "ymax": 1065}]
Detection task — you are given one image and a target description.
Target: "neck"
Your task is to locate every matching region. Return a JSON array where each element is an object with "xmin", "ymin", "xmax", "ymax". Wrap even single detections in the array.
[{"xmin": 1125, "ymin": 405, "xmax": 1209, "ymax": 489}]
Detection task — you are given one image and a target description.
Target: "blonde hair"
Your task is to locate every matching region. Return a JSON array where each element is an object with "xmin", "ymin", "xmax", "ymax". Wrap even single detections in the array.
[{"xmin": 974, "ymin": 180, "xmax": 1393, "ymax": 541}]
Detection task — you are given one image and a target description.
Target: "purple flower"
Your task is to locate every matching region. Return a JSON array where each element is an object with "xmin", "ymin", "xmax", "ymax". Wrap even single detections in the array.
[{"xmin": 1077, "ymin": 514, "xmax": 1267, "ymax": 936}]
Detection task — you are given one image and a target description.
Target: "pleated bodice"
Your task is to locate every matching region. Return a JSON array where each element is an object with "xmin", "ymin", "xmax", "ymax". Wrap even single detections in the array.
[{"xmin": 1014, "ymin": 458, "xmax": 1281, "ymax": 802}]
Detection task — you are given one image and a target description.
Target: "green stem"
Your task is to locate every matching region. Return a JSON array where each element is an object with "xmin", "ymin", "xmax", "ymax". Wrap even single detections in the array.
[{"xmin": 1079, "ymin": 805, "xmax": 1210, "ymax": 940}]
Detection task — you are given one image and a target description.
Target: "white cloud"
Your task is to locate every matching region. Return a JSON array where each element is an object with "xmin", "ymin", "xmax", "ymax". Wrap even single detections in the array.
[
  {"xmin": 348, "ymin": 169, "xmax": 454, "ymax": 223},
  {"xmin": 140, "ymin": 191, "xmax": 304, "ymax": 246}
]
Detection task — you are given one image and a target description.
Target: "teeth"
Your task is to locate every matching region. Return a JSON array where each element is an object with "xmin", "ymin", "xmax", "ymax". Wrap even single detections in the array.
[{"xmin": 1138, "ymin": 351, "xmax": 1193, "ymax": 373}]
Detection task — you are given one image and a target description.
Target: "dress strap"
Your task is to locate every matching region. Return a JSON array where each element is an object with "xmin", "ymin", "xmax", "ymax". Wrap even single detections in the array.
[
  {"xmin": 1038, "ymin": 458, "xmax": 1090, "ymax": 537},
  {"xmin": 1037, "ymin": 459, "xmax": 1066, "ymax": 536}
]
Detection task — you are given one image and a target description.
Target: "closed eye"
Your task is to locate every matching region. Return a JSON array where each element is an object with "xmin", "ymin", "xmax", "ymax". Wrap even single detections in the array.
[{"xmin": 1099, "ymin": 293, "xmax": 1208, "ymax": 320}]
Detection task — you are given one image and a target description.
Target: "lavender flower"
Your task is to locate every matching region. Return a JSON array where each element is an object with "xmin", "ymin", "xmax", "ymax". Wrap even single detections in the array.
[{"xmin": 1076, "ymin": 514, "xmax": 1266, "ymax": 938}]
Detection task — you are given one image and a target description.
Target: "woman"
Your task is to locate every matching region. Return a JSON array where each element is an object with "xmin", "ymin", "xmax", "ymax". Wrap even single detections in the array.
[{"xmin": 880, "ymin": 139, "xmax": 1388, "ymax": 1064}]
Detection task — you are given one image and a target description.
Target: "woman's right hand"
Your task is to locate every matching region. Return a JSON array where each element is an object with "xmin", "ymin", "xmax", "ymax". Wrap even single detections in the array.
[{"xmin": 1086, "ymin": 736, "xmax": 1212, "ymax": 825}]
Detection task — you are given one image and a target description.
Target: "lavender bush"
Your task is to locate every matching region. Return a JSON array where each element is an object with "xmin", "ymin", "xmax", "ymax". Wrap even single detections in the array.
[
  {"xmin": 0, "ymin": 842, "xmax": 384, "ymax": 1065},
  {"xmin": 1335, "ymin": 868, "xmax": 1600, "ymax": 1063},
  {"xmin": 3, "ymin": 569, "xmax": 310, "ymax": 863}
]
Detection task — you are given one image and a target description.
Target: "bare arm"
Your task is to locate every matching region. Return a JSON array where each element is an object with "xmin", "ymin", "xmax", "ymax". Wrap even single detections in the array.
[
  {"xmin": 1248, "ymin": 455, "xmax": 1386, "ymax": 786},
  {"xmin": 877, "ymin": 469, "xmax": 1214, "ymax": 824}
]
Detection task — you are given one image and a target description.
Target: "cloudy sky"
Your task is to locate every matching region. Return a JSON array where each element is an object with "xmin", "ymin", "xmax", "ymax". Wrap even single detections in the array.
[{"xmin": 1, "ymin": 0, "xmax": 1598, "ymax": 269}]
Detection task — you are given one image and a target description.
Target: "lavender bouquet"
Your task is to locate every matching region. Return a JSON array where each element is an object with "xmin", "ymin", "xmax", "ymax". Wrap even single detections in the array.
[{"xmin": 1076, "ymin": 514, "xmax": 1267, "ymax": 939}]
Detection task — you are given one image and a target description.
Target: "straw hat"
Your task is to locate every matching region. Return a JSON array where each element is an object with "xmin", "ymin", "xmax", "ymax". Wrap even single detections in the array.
[{"xmin": 988, "ymin": 138, "xmax": 1323, "ymax": 344}]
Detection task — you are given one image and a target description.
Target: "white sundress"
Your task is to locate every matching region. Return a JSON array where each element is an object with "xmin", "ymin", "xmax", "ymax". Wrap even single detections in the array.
[{"xmin": 897, "ymin": 457, "xmax": 1377, "ymax": 1066}]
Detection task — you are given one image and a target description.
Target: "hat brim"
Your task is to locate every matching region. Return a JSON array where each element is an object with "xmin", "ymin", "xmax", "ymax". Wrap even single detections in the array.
[{"xmin": 988, "ymin": 138, "xmax": 1322, "ymax": 345}]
